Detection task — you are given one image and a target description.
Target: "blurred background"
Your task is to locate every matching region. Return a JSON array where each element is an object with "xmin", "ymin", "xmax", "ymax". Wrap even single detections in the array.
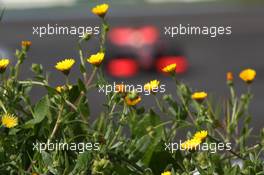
[{"xmin": 0, "ymin": 0, "xmax": 264, "ymax": 134}]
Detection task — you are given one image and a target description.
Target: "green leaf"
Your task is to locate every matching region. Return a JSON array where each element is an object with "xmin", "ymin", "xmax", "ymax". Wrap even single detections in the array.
[
  {"xmin": 31, "ymin": 63, "xmax": 43, "ymax": 75},
  {"xmin": 69, "ymin": 85, "xmax": 81, "ymax": 102},
  {"xmin": 136, "ymin": 107, "xmax": 145, "ymax": 115},
  {"xmin": 148, "ymin": 148, "xmax": 176, "ymax": 175},
  {"xmin": 113, "ymin": 163, "xmax": 138, "ymax": 175},
  {"xmin": 140, "ymin": 110, "xmax": 163, "ymax": 166},
  {"xmin": 69, "ymin": 151, "xmax": 91, "ymax": 175},
  {"xmin": 78, "ymin": 100, "xmax": 90, "ymax": 118},
  {"xmin": 78, "ymin": 78, "xmax": 86, "ymax": 93},
  {"xmin": 46, "ymin": 86, "xmax": 57, "ymax": 96},
  {"xmin": 23, "ymin": 96, "xmax": 49, "ymax": 128},
  {"xmin": 163, "ymin": 95, "xmax": 187, "ymax": 120},
  {"xmin": 41, "ymin": 151, "xmax": 58, "ymax": 174},
  {"xmin": 129, "ymin": 109, "xmax": 161, "ymax": 138},
  {"xmin": 229, "ymin": 165, "xmax": 240, "ymax": 175},
  {"xmin": 34, "ymin": 96, "xmax": 49, "ymax": 118},
  {"xmin": 8, "ymin": 128, "xmax": 20, "ymax": 135},
  {"xmin": 79, "ymin": 64, "xmax": 86, "ymax": 74},
  {"xmin": 41, "ymin": 151, "xmax": 52, "ymax": 166}
]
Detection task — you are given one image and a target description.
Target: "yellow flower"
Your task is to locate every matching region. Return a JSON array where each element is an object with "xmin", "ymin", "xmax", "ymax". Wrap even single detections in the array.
[
  {"xmin": 191, "ymin": 91, "xmax": 207, "ymax": 102},
  {"xmin": 21, "ymin": 40, "xmax": 32, "ymax": 51},
  {"xmin": 56, "ymin": 86, "xmax": 64, "ymax": 93},
  {"xmin": 125, "ymin": 92, "xmax": 141, "ymax": 106},
  {"xmin": 144, "ymin": 80, "xmax": 160, "ymax": 93},
  {"xmin": 181, "ymin": 138, "xmax": 201, "ymax": 150},
  {"xmin": 91, "ymin": 3, "xmax": 109, "ymax": 18},
  {"xmin": 193, "ymin": 130, "xmax": 208, "ymax": 141},
  {"xmin": 239, "ymin": 68, "xmax": 256, "ymax": 84},
  {"xmin": 226, "ymin": 72, "xmax": 233, "ymax": 81},
  {"xmin": 1, "ymin": 113, "xmax": 18, "ymax": 128},
  {"xmin": 162, "ymin": 63, "xmax": 177, "ymax": 74},
  {"xmin": 0, "ymin": 59, "xmax": 10, "ymax": 73},
  {"xmin": 87, "ymin": 52, "xmax": 105, "ymax": 66},
  {"xmin": 55, "ymin": 59, "xmax": 75, "ymax": 75},
  {"xmin": 56, "ymin": 85, "xmax": 72, "ymax": 93},
  {"xmin": 161, "ymin": 171, "xmax": 172, "ymax": 175}
]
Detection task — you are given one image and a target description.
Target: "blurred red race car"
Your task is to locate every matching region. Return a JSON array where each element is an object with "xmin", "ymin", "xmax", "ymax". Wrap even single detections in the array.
[{"xmin": 106, "ymin": 25, "xmax": 189, "ymax": 78}]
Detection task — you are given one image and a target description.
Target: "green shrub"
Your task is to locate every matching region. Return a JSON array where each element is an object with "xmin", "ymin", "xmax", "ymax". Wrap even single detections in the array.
[{"xmin": 0, "ymin": 3, "xmax": 263, "ymax": 175}]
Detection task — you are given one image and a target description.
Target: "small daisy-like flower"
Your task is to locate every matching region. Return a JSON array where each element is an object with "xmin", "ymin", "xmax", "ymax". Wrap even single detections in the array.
[
  {"xmin": 56, "ymin": 86, "xmax": 64, "ymax": 93},
  {"xmin": 239, "ymin": 68, "xmax": 256, "ymax": 84},
  {"xmin": 193, "ymin": 130, "xmax": 208, "ymax": 141},
  {"xmin": 125, "ymin": 96, "xmax": 141, "ymax": 106},
  {"xmin": 55, "ymin": 59, "xmax": 75, "ymax": 75},
  {"xmin": 162, "ymin": 63, "xmax": 177, "ymax": 74},
  {"xmin": 191, "ymin": 91, "xmax": 207, "ymax": 102},
  {"xmin": 87, "ymin": 52, "xmax": 105, "ymax": 66},
  {"xmin": 161, "ymin": 171, "xmax": 172, "ymax": 175},
  {"xmin": 56, "ymin": 85, "xmax": 72, "ymax": 93},
  {"xmin": 144, "ymin": 80, "xmax": 160, "ymax": 93},
  {"xmin": 21, "ymin": 41, "xmax": 32, "ymax": 51},
  {"xmin": 226, "ymin": 72, "xmax": 233, "ymax": 81},
  {"xmin": 181, "ymin": 138, "xmax": 201, "ymax": 151},
  {"xmin": 0, "ymin": 59, "xmax": 10, "ymax": 73},
  {"xmin": 125, "ymin": 92, "xmax": 141, "ymax": 106},
  {"xmin": 91, "ymin": 3, "xmax": 109, "ymax": 18},
  {"xmin": 1, "ymin": 113, "xmax": 18, "ymax": 128}
]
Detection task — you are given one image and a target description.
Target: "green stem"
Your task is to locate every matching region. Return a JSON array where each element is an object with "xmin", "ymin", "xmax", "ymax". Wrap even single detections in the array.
[
  {"xmin": 108, "ymin": 152, "xmax": 145, "ymax": 174},
  {"xmin": 78, "ymin": 41, "xmax": 87, "ymax": 81},
  {"xmin": 209, "ymin": 135, "xmax": 246, "ymax": 160},
  {"xmin": 154, "ymin": 120, "xmax": 173, "ymax": 142},
  {"xmin": 167, "ymin": 121, "xmax": 177, "ymax": 142},
  {"xmin": 87, "ymin": 84, "xmax": 97, "ymax": 91},
  {"xmin": 100, "ymin": 20, "xmax": 108, "ymax": 52},
  {"xmin": 245, "ymin": 143, "xmax": 261, "ymax": 153},
  {"xmin": 86, "ymin": 67, "xmax": 97, "ymax": 87},
  {"xmin": 247, "ymin": 85, "xmax": 251, "ymax": 95},
  {"xmin": 14, "ymin": 50, "xmax": 25, "ymax": 79},
  {"xmin": 65, "ymin": 100, "xmax": 77, "ymax": 111},
  {"xmin": 108, "ymin": 92, "xmax": 117, "ymax": 107},
  {"xmin": 154, "ymin": 95, "xmax": 164, "ymax": 112},
  {"xmin": 153, "ymin": 120, "xmax": 173, "ymax": 130},
  {"xmin": 48, "ymin": 105, "xmax": 64, "ymax": 142},
  {"xmin": 14, "ymin": 61, "xmax": 21, "ymax": 79},
  {"xmin": 109, "ymin": 102, "xmax": 117, "ymax": 119},
  {"xmin": 18, "ymin": 80, "xmax": 46, "ymax": 86},
  {"xmin": 230, "ymin": 85, "xmax": 236, "ymax": 105},
  {"xmin": 108, "ymin": 105, "xmax": 126, "ymax": 148},
  {"xmin": 172, "ymin": 74, "xmax": 180, "ymax": 86},
  {"xmin": 0, "ymin": 74, "xmax": 5, "ymax": 85},
  {"xmin": 173, "ymin": 75, "xmax": 196, "ymax": 124},
  {"xmin": 72, "ymin": 92, "xmax": 89, "ymax": 124},
  {"xmin": 65, "ymin": 76, "xmax": 69, "ymax": 86},
  {"xmin": 0, "ymin": 100, "xmax": 7, "ymax": 113}
]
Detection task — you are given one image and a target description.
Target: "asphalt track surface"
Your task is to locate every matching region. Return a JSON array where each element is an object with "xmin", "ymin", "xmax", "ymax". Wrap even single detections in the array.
[{"xmin": 0, "ymin": 3, "xmax": 264, "ymax": 134}]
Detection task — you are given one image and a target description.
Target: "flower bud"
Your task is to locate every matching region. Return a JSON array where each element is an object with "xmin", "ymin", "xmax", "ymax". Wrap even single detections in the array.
[
  {"xmin": 21, "ymin": 41, "xmax": 32, "ymax": 51},
  {"xmin": 226, "ymin": 72, "xmax": 233, "ymax": 81},
  {"xmin": 82, "ymin": 33, "xmax": 92, "ymax": 41}
]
